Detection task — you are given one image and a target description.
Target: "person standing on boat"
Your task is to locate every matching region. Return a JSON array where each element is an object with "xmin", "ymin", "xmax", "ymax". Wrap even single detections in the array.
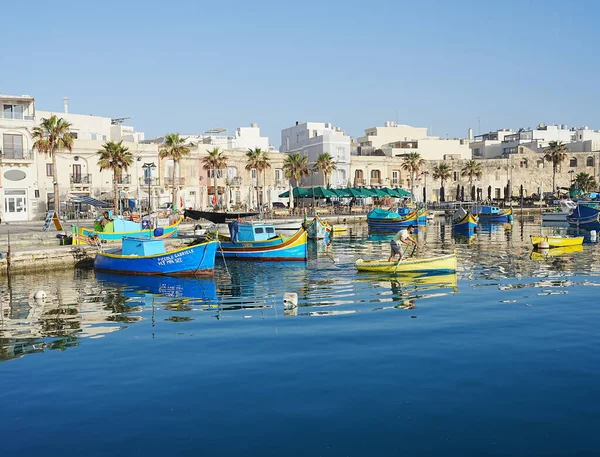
[{"xmin": 388, "ymin": 225, "xmax": 418, "ymax": 262}]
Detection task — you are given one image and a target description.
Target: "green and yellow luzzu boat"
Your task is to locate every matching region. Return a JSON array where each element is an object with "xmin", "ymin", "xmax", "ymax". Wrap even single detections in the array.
[{"xmin": 77, "ymin": 216, "xmax": 182, "ymax": 243}]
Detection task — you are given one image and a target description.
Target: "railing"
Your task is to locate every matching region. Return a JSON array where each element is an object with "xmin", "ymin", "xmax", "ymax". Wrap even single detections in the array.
[
  {"xmin": 354, "ymin": 178, "xmax": 366, "ymax": 186},
  {"xmin": 0, "ymin": 112, "xmax": 35, "ymax": 121},
  {"xmin": 141, "ymin": 177, "xmax": 160, "ymax": 186},
  {"xmin": 70, "ymin": 174, "xmax": 91, "ymax": 184},
  {"xmin": 116, "ymin": 174, "xmax": 131, "ymax": 185},
  {"xmin": 275, "ymin": 179, "xmax": 289, "ymax": 187},
  {"xmin": 370, "ymin": 178, "xmax": 382, "ymax": 185},
  {"xmin": 164, "ymin": 177, "xmax": 186, "ymax": 186},
  {"xmin": 226, "ymin": 176, "xmax": 242, "ymax": 186},
  {"xmin": 1, "ymin": 149, "xmax": 34, "ymax": 160}
]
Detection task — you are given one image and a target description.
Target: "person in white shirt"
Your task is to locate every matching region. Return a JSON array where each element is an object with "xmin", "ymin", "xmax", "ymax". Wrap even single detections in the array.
[{"xmin": 388, "ymin": 225, "xmax": 418, "ymax": 262}]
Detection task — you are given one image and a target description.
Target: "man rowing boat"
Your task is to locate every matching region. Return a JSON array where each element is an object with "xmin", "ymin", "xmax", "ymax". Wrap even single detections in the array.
[{"xmin": 388, "ymin": 225, "xmax": 418, "ymax": 262}]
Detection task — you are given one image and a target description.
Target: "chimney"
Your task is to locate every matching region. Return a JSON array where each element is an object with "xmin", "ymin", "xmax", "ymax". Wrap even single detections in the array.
[
  {"xmin": 63, "ymin": 97, "xmax": 69, "ymax": 114},
  {"xmin": 468, "ymin": 127, "xmax": 473, "ymax": 140}
]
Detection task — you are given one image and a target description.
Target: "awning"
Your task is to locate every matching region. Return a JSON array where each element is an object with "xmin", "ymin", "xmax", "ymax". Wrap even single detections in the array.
[
  {"xmin": 279, "ymin": 187, "xmax": 311, "ymax": 198},
  {"xmin": 69, "ymin": 196, "xmax": 111, "ymax": 207}
]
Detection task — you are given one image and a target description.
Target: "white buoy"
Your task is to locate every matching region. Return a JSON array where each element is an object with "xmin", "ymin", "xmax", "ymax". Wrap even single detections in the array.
[
  {"xmin": 283, "ymin": 292, "xmax": 298, "ymax": 309},
  {"xmin": 591, "ymin": 230, "xmax": 597, "ymax": 242},
  {"xmin": 538, "ymin": 241, "xmax": 550, "ymax": 250},
  {"xmin": 33, "ymin": 290, "xmax": 47, "ymax": 299}
]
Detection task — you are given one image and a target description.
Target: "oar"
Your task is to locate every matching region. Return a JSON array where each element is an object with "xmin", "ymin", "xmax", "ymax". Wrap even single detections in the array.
[{"xmin": 393, "ymin": 245, "xmax": 411, "ymax": 273}]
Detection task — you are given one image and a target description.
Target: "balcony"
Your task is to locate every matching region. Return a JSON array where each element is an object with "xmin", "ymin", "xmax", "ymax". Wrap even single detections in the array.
[
  {"xmin": 116, "ymin": 174, "xmax": 131, "ymax": 185},
  {"xmin": 370, "ymin": 178, "xmax": 382, "ymax": 185},
  {"xmin": 141, "ymin": 177, "xmax": 160, "ymax": 186},
  {"xmin": 70, "ymin": 174, "xmax": 92, "ymax": 185},
  {"xmin": 226, "ymin": 176, "xmax": 242, "ymax": 186},
  {"xmin": 1, "ymin": 149, "xmax": 34, "ymax": 161},
  {"xmin": 276, "ymin": 179, "xmax": 289, "ymax": 187},
  {"xmin": 354, "ymin": 178, "xmax": 366, "ymax": 186},
  {"xmin": 164, "ymin": 177, "xmax": 186, "ymax": 186},
  {"xmin": 0, "ymin": 112, "xmax": 35, "ymax": 121}
]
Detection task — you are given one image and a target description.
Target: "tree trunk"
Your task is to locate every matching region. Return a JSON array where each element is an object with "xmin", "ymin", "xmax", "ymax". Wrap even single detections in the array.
[
  {"xmin": 257, "ymin": 170, "xmax": 261, "ymax": 210},
  {"xmin": 213, "ymin": 167, "xmax": 217, "ymax": 206},
  {"xmin": 553, "ymin": 164, "xmax": 556, "ymax": 195},
  {"xmin": 52, "ymin": 148, "xmax": 60, "ymax": 217},
  {"xmin": 172, "ymin": 159, "xmax": 178, "ymax": 210},
  {"xmin": 113, "ymin": 170, "xmax": 119, "ymax": 213}
]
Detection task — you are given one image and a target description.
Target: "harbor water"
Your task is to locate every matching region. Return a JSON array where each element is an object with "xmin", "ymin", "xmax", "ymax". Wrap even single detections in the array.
[{"xmin": 2, "ymin": 219, "xmax": 600, "ymax": 456}]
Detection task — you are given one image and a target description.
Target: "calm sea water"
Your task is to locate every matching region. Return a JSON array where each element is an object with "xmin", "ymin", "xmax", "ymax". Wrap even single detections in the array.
[{"xmin": 2, "ymin": 219, "xmax": 600, "ymax": 456}]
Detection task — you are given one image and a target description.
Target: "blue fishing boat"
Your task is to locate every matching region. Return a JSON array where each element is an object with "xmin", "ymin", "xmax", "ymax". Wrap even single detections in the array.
[
  {"xmin": 94, "ymin": 237, "xmax": 219, "ymax": 276},
  {"xmin": 79, "ymin": 213, "xmax": 182, "ymax": 243},
  {"xmin": 567, "ymin": 203, "xmax": 600, "ymax": 229},
  {"xmin": 367, "ymin": 207, "xmax": 424, "ymax": 231},
  {"xmin": 218, "ymin": 221, "xmax": 308, "ymax": 261},
  {"xmin": 472, "ymin": 205, "xmax": 512, "ymax": 223},
  {"xmin": 452, "ymin": 207, "xmax": 478, "ymax": 230}
]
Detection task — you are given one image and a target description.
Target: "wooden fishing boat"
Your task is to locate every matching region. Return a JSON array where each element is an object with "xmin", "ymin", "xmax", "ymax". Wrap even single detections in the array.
[
  {"xmin": 566, "ymin": 203, "xmax": 600, "ymax": 228},
  {"xmin": 216, "ymin": 220, "xmax": 308, "ymax": 261},
  {"xmin": 530, "ymin": 245, "xmax": 584, "ymax": 261},
  {"xmin": 530, "ymin": 235, "xmax": 584, "ymax": 248},
  {"xmin": 79, "ymin": 215, "xmax": 182, "ymax": 243},
  {"xmin": 306, "ymin": 216, "xmax": 331, "ymax": 240},
  {"xmin": 94, "ymin": 237, "xmax": 219, "ymax": 276},
  {"xmin": 472, "ymin": 205, "xmax": 513, "ymax": 223},
  {"xmin": 452, "ymin": 207, "xmax": 478, "ymax": 230},
  {"xmin": 541, "ymin": 200, "xmax": 576, "ymax": 222},
  {"xmin": 331, "ymin": 224, "xmax": 348, "ymax": 233},
  {"xmin": 367, "ymin": 207, "xmax": 423, "ymax": 231},
  {"xmin": 355, "ymin": 252, "xmax": 457, "ymax": 273}
]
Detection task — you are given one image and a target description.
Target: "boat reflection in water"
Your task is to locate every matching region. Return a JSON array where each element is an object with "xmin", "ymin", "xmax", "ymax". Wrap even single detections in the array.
[
  {"xmin": 356, "ymin": 271, "xmax": 458, "ymax": 312},
  {"xmin": 530, "ymin": 245, "xmax": 584, "ymax": 261},
  {"xmin": 452, "ymin": 227, "xmax": 476, "ymax": 244}
]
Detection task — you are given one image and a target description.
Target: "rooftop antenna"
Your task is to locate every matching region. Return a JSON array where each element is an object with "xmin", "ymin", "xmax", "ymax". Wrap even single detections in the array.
[{"xmin": 478, "ymin": 117, "xmax": 481, "ymax": 135}]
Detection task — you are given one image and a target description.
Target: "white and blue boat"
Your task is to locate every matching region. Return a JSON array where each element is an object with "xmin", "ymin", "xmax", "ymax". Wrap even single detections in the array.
[
  {"xmin": 566, "ymin": 203, "xmax": 600, "ymax": 229},
  {"xmin": 472, "ymin": 205, "xmax": 512, "ymax": 223},
  {"xmin": 218, "ymin": 221, "xmax": 308, "ymax": 261},
  {"xmin": 94, "ymin": 236, "xmax": 219, "ymax": 276}
]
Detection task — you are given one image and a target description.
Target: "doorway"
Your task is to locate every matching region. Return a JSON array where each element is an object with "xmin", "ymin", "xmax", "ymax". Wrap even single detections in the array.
[{"xmin": 4, "ymin": 189, "xmax": 28, "ymax": 221}]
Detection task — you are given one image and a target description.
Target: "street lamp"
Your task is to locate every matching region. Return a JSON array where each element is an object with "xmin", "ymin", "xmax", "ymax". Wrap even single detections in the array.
[{"xmin": 142, "ymin": 162, "xmax": 156, "ymax": 218}]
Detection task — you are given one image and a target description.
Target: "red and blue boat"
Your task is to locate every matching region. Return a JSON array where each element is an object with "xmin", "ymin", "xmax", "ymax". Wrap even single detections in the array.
[{"xmin": 94, "ymin": 236, "xmax": 219, "ymax": 276}]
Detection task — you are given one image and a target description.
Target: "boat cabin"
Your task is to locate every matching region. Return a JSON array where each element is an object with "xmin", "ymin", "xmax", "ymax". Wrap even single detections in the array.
[
  {"xmin": 94, "ymin": 211, "xmax": 141, "ymax": 233},
  {"xmin": 121, "ymin": 237, "xmax": 166, "ymax": 256},
  {"xmin": 472, "ymin": 205, "xmax": 502, "ymax": 215},
  {"xmin": 228, "ymin": 221, "xmax": 277, "ymax": 242}
]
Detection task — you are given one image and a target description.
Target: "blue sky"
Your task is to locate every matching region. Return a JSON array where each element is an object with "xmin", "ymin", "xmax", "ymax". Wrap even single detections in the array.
[{"xmin": 2, "ymin": 0, "xmax": 598, "ymax": 147}]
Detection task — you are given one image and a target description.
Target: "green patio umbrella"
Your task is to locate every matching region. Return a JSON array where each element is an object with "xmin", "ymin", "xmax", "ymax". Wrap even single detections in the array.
[
  {"xmin": 368, "ymin": 188, "xmax": 389, "ymax": 198},
  {"xmin": 278, "ymin": 187, "xmax": 310, "ymax": 198},
  {"xmin": 306, "ymin": 186, "xmax": 337, "ymax": 199},
  {"xmin": 394, "ymin": 188, "xmax": 413, "ymax": 198},
  {"xmin": 381, "ymin": 187, "xmax": 400, "ymax": 197},
  {"xmin": 331, "ymin": 188, "xmax": 353, "ymax": 198},
  {"xmin": 359, "ymin": 188, "xmax": 378, "ymax": 197}
]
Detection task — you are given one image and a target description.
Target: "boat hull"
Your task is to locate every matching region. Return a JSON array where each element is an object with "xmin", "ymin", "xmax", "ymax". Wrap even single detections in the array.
[
  {"xmin": 367, "ymin": 209, "xmax": 424, "ymax": 231},
  {"xmin": 220, "ymin": 229, "xmax": 308, "ymax": 261},
  {"xmin": 530, "ymin": 245, "xmax": 584, "ymax": 260},
  {"xmin": 94, "ymin": 240, "xmax": 219, "ymax": 276},
  {"xmin": 530, "ymin": 235, "xmax": 584, "ymax": 248},
  {"xmin": 567, "ymin": 204, "xmax": 600, "ymax": 228},
  {"xmin": 80, "ymin": 217, "xmax": 181, "ymax": 242},
  {"xmin": 355, "ymin": 253, "xmax": 457, "ymax": 273},
  {"xmin": 453, "ymin": 212, "xmax": 478, "ymax": 230},
  {"xmin": 541, "ymin": 212, "xmax": 570, "ymax": 222},
  {"xmin": 307, "ymin": 217, "xmax": 331, "ymax": 240}
]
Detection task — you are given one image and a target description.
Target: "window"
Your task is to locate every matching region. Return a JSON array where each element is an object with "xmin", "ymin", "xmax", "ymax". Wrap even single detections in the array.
[
  {"xmin": 370, "ymin": 169, "xmax": 380, "ymax": 179},
  {"xmin": 47, "ymin": 193, "xmax": 55, "ymax": 211},
  {"xmin": 296, "ymin": 134, "xmax": 300, "ymax": 143},
  {"xmin": 102, "ymin": 135, "xmax": 107, "ymax": 141},
  {"xmin": 275, "ymin": 168, "xmax": 283, "ymax": 181},
  {"xmin": 70, "ymin": 132, "xmax": 78, "ymax": 139},
  {"xmin": 473, "ymin": 148, "xmax": 481, "ymax": 157},
  {"xmin": 235, "ymin": 191, "xmax": 241, "ymax": 203},
  {"xmin": 251, "ymin": 169, "xmax": 257, "ymax": 179},
  {"xmin": 355, "ymin": 170, "xmax": 363, "ymax": 178},
  {"xmin": 3, "ymin": 134, "xmax": 24, "ymax": 159},
  {"xmin": 520, "ymin": 159, "xmax": 528, "ymax": 168},
  {"xmin": 266, "ymin": 227, "xmax": 274, "ymax": 234},
  {"xmin": 453, "ymin": 171, "xmax": 458, "ymax": 181},
  {"xmin": 537, "ymin": 159, "xmax": 544, "ymax": 169},
  {"xmin": 313, "ymin": 130, "xmax": 318, "ymax": 138},
  {"xmin": 495, "ymin": 188, "xmax": 501, "ymax": 199},
  {"xmin": 208, "ymin": 169, "xmax": 224, "ymax": 178},
  {"xmin": 587, "ymin": 157, "xmax": 594, "ymax": 167},
  {"xmin": 254, "ymin": 227, "xmax": 264, "ymax": 234},
  {"xmin": 46, "ymin": 163, "xmax": 54, "ymax": 177},
  {"xmin": 570, "ymin": 158, "xmax": 578, "ymax": 167},
  {"xmin": 392, "ymin": 170, "xmax": 399, "ymax": 185},
  {"xmin": 3, "ymin": 104, "xmax": 24, "ymax": 120}
]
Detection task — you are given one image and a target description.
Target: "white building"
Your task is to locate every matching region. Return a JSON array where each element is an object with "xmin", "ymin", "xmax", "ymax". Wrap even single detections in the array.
[
  {"xmin": 470, "ymin": 129, "xmax": 516, "ymax": 159},
  {"xmin": 357, "ymin": 121, "xmax": 471, "ymax": 161},
  {"xmin": 181, "ymin": 123, "xmax": 273, "ymax": 152},
  {"xmin": 280, "ymin": 121, "xmax": 351, "ymax": 188}
]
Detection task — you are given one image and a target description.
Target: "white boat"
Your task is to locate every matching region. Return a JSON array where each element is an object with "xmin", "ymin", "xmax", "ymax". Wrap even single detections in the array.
[
  {"xmin": 273, "ymin": 221, "xmax": 302, "ymax": 232},
  {"xmin": 541, "ymin": 200, "xmax": 576, "ymax": 222}
]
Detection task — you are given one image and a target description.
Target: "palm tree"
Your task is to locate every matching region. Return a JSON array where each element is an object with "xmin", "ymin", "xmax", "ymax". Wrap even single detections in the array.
[
  {"xmin": 283, "ymin": 153, "xmax": 310, "ymax": 187},
  {"xmin": 460, "ymin": 160, "xmax": 483, "ymax": 200},
  {"xmin": 543, "ymin": 141, "xmax": 569, "ymax": 194},
  {"xmin": 312, "ymin": 152, "xmax": 337, "ymax": 187},
  {"xmin": 574, "ymin": 172, "xmax": 597, "ymax": 192},
  {"xmin": 432, "ymin": 163, "xmax": 452, "ymax": 202},
  {"xmin": 159, "ymin": 134, "xmax": 191, "ymax": 210},
  {"xmin": 246, "ymin": 148, "xmax": 271, "ymax": 209},
  {"xmin": 32, "ymin": 115, "xmax": 74, "ymax": 215},
  {"xmin": 201, "ymin": 147, "xmax": 228, "ymax": 206},
  {"xmin": 401, "ymin": 152, "xmax": 424, "ymax": 199},
  {"xmin": 97, "ymin": 141, "xmax": 134, "ymax": 211}
]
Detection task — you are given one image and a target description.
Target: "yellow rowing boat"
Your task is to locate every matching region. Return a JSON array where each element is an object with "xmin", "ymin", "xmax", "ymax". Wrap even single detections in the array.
[
  {"xmin": 355, "ymin": 252, "xmax": 457, "ymax": 273},
  {"xmin": 530, "ymin": 235, "xmax": 584, "ymax": 248}
]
